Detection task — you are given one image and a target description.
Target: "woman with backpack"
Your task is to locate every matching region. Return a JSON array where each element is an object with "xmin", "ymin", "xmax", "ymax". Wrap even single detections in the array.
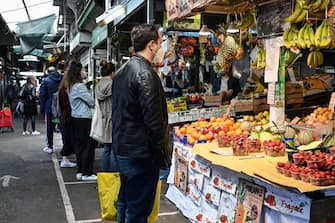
[{"xmin": 19, "ymin": 76, "xmax": 40, "ymax": 135}]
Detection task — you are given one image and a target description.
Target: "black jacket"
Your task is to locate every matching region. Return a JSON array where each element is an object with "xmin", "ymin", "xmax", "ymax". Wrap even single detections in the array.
[{"xmin": 112, "ymin": 55, "xmax": 170, "ymax": 167}]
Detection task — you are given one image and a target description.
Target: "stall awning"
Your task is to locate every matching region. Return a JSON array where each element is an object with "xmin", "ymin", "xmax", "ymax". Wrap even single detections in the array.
[
  {"xmin": 113, "ymin": 0, "xmax": 145, "ymax": 26},
  {"xmin": 78, "ymin": 0, "xmax": 96, "ymax": 29},
  {"xmin": 15, "ymin": 14, "xmax": 57, "ymax": 55}
]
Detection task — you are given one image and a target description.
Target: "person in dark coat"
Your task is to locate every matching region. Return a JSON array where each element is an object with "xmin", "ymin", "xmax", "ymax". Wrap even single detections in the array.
[
  {"xmin": 112, "ymin": 24, "xmax": 170, "ymax": 223},
  {"xmin": 215, "ymin": 67, "xmax": 241, "ymax": 103},
  {"xmin": 19, "ymin": 76, "xmax": 40, "ymax": 135},
  {"xmin": 58, "ymin": 76, "xmax": 76, "ymax": 168},
  {"xmin": 5, "ymin": 77, "xmax": 18, "ymax": 114},
  {"xmin": 39, "ymin": 66, "xmax": 63, "ymax": 153}
]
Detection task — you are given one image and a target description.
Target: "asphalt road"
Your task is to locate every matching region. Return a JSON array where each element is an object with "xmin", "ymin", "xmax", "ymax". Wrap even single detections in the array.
[{"xmin": 0, "ymin": 114, "xmax": 189, "ymax": 223}]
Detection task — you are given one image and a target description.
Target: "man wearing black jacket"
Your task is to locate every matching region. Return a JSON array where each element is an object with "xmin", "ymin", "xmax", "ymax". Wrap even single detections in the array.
[{"xmin": 112, "ymin": 24, "xmax": 170, "ymax": 223}]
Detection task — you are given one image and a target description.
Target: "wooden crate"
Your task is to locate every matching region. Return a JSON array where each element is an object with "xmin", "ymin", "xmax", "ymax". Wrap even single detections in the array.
[
  {"xmin": 204, "ymin": 95, "xmax": 222, "ymax": 107},
  {"xmin": 286, "ymin": 82, "xmax": 303, "ymax": 94},
  {"xmin": 235, "ymin": 99, "xmax": 253, "ymax": 112}
]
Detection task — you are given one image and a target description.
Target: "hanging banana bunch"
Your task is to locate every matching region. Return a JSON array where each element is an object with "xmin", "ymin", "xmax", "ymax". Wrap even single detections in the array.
[
  {"xmin": 307, "ymin": 50, "xmax": 324, "ymax": 68},
  {"xmin": 252, "ymin": 47, "xmax": 266, "ymax": 69},
  {"xmin": 306, "ymin": 0, "xmax": 330, "ymax": 13},
  {"xmin": 284, "ymin": 0, "xmax": 308, "ymax": 23},
  {"xmin": 238, "ymin": 11, "xmax": 256, "ymax": 30},
  {"xmin": 283, "ymin": 25, "xmax": 300, "ymax": 48},
  {"xmin": 314, "ymin": 19, "xmax": 332, "ymax": 48}
]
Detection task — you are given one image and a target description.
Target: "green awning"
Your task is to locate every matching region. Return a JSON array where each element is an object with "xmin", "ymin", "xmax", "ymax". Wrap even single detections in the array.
[{"xmin": 92, "ymin": 25, "xmax": 108, "ymax": 49}]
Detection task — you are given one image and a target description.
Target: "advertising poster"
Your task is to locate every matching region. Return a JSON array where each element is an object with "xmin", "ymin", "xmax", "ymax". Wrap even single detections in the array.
[
  {"xmin": 174, "ymin": 154, "xmax": 189, "ymax": 194},
  {"xmin": 234, "ymin": 179, "xmax": 265, "ymax": 223}
]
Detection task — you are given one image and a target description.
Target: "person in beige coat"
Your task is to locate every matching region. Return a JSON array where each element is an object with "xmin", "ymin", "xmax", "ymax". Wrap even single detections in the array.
[{"xmin": 93, "ymin": 60, "xmax": 116, "ymax": 171}]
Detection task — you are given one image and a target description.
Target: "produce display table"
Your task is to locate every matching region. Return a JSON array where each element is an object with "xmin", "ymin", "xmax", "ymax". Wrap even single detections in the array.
[
  {"xmin": 165, "ymin": 142, "xmax": 335, "ymax": 223},
  {"xmin": 191, "ymin": 142, "xmax": 335, "ymax": 193}
]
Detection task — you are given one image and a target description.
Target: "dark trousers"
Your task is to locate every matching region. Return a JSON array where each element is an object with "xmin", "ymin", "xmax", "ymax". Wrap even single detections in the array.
[
  {"xmin": 116, "ymin": 156, "xmax": 160, "ymax": 223},
  {"xmin": 59, "ymin": 122, "xmax": 74, "ymax": 157},
  {"xmin": 71, "ymin": 117, "xmax": 95, "ymax": 176},
  {"xmin": 45, "ymin": 112, "xmax": 55, "ymax": 148},
  {"xmin": 23, "ymin": 115, "xmax": 36, "ymax": 132}
]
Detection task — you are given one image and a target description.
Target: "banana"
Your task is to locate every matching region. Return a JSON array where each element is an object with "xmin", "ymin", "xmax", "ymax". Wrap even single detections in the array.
[
  {"xmin": 307, "ymin": 51, "xmax": 314, "ymax": 68},
  {"xmin": 307, "ymin": 51, "xmax": 316, "ymax": 68},
  {"xmin": 313, "ymin": 50, "xmax": 319, "ymax": 67},
  {"xmin": 320, "ymin": 19, "xmax": 332, "ymax": 47},
  {"xmin": 314, "ymin": 20, "xmax": 325, "ymax": 47},
  {"xmin": 289, "ymin": 25, "xmax": 300, "ymax": 47},
  {"xmin": 285, "ymin": 0, "xmax": 304, "ymax": 23},
  {"xmin": 316, "ymin": 50, "xmax": 324, "ymax": 66},
  {"xmin": 261, "ymin": 48, "xmax": 266, "ymax": 68},
  {"xmin": 239, "ymin": 12, "xmax": 254, "ymax": 30},
  {"xmin": 319, "ymin": 0, "xmax": 330, "ymax": 11},
  {"xmin": 295, "ymin": 9, "xmax": 307, "ymax": 23},
  {"xmin": 282, "ymin": 28, "xmax": 291, "ymax": 48},
  {"xmin": 308, "ymin": 0, "xmax": 323, "ymax": 12},
  {"xmin": 298, "ymin": 23, "xmax": 307, "ymax": 48},
  {"xmin": 305, "ymin": 23, "xmax": 315, "ymax": 48}
]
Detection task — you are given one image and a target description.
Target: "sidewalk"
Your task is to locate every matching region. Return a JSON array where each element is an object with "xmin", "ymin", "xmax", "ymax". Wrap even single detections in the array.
[{"xmin": 0, "ymin": 114, "xmax": 188, "ymax": 223}]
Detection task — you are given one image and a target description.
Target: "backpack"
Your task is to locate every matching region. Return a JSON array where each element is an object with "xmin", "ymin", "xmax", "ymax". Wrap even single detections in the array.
[{"xmin": 51, "ymin": 90, "xmax": 61, "ymax": 120}]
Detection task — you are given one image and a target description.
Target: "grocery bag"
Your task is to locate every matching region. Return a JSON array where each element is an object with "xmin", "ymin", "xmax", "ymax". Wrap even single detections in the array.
[
  {"xmin": 97, "ymin": 172, "xmax": 162, "ymax": 222},
  {"xmin": 97, "ymin": 172, "xmax": 120, "ymax": 221}
]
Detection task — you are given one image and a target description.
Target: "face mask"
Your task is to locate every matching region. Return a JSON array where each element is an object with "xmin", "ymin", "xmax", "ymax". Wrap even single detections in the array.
[{"xmin": 152, "ymin": 47, "xmax": 165, "ymax": 64}]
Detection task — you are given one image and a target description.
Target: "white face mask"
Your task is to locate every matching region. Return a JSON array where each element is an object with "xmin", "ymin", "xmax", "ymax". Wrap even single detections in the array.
[{"xmin": 152, "ymin": 47, "xmax": 166, "ymax": 64}]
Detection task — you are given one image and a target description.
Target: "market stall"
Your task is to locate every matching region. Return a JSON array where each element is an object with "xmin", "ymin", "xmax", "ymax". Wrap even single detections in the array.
[
  {"xmin": 163, "ymin": 0, "xmax": 335, "ymax": 222},
  {"xmin": 166, "ymin": 140, "xmax": 335, "ymax": 223}
]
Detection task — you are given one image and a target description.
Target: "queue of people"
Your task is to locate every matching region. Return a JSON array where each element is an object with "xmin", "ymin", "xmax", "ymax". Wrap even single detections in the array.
[{"xmin": 3, "ymin": 23, "xmax": 242, "ymax": 223}]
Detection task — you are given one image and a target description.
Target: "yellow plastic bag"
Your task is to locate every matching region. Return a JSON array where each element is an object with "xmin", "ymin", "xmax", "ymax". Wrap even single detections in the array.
[
  {"xmin": 97, "ymin": 172, "xmax": 120, "ymax": 221},
  {"xmin": 97, "ymin": 172, "xmax": 162, "ymax": 222},
  {"xmin": 148, "ymin": 180, "xmax": 162, "ymax": 223}
]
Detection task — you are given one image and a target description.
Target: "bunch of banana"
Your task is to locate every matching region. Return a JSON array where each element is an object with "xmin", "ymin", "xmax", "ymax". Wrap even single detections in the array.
[
  {"xmin": 296, "ymin": 22, "xmax": 315, "ymax": 48},
  {"xmin": 304, "ymin": 23, "xmax": 315, "ymax": 48},
  {"xmin": 307, "ymin": 50, "xmax": 324, "ymax": 68},
  {"xmin": 238, "ymin": 12, "xmax": 256, "ymax": 30},
  {"xmin": 320, "ymin": 19, "xmax": 332, "ymax": 47},
  {"xmin": 298, "ymin": 23, "xmax": 308, "ymax": 48},
  {"xmin": 255, "ymin": 47, "xmax": 266, "ymax": 69},
  {"xmin": 315, "ymin": 19, "xmax": 332, "ymax": 48},
  {"xmin": 284, "ymin": 0, "xmax": 308, "ymax": 23},
  {"xmin": 307, "ymin": 0, "xmax": 330, "ymax": 13},
  {"xmin": 282, "ymin": 25, "xmax": 299, "ymax": 48}
]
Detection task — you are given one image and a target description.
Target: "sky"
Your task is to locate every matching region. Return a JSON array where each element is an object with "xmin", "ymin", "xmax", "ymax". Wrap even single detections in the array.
[{"xmin": 0, "ymin": 0, "xmax": 59, "ymax": 32}]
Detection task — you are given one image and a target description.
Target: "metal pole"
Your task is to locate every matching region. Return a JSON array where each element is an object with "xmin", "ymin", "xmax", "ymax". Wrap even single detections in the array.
[
  {"xmin": 107, "ymin": 36, "xmax": 111, "ymax": 62},
  {"xmin": 147, "ymin": 0, "xmax": 154, "ymax": 24},
  {"xmin": 64, "ymin": 0, "xmax": 67, "ymax": 52},
  {"xmin": 21, "ymin": 0, "xmax": 31, "ymax": 21}
]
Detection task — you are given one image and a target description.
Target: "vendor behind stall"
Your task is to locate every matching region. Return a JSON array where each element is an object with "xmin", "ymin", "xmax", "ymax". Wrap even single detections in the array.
[
  {"xmin": 163, "ymin": 59, "xmax": 192, "ymax": 98},
  {"xmin": 215, "ymin": 67, "xmax": 241, "ymax": 103}
]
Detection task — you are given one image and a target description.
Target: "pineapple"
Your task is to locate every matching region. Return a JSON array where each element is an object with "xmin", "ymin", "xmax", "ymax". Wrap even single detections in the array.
[{"xmin": 216, "ymin": 36, "xmax": 237, "ymax": 74}]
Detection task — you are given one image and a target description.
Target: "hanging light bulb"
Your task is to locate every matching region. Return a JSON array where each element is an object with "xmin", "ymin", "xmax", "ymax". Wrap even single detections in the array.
[
  {"xmin": 199, "ymin": 25, "xmax": 212, "ymax": 36},
  {"xmin": 227, "ymin": 22, "xmax": 239, "ymax": 33}
]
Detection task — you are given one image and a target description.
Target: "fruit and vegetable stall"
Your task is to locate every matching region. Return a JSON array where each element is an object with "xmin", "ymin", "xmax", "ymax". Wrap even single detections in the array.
[
  {"xmin": 163, "ymin": 0, "xmax": 335, "ymax": 222},
  {"xmin": 165, "ymin": 109, "xmax": 335, "ymax": 223}
]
